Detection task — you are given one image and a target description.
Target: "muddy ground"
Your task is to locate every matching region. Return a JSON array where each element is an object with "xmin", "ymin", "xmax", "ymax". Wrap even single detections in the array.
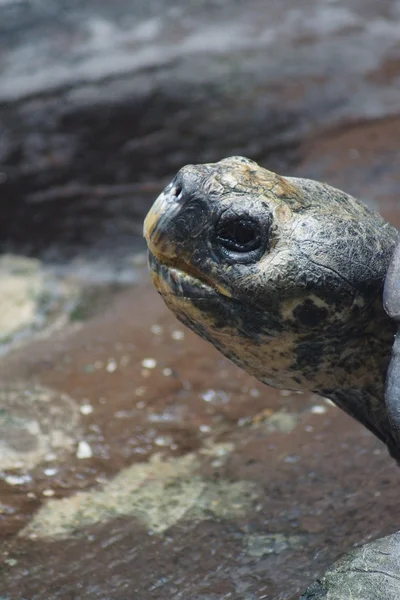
[{"xmin": 1, "ymin": 1, "xmax": 400, "ymax": 599}]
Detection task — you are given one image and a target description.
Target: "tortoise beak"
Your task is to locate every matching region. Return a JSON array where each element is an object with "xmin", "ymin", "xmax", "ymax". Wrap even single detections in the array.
[
  {"xmin": 143, "ymin": 185, "xmax": 183, "ymax": 263},
  {"xmin": 143, "ymin": 183, "xmax": 232, "ymax": 299}
]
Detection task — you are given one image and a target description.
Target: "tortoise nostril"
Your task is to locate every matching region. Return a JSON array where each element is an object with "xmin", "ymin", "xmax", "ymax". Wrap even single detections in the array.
[{"xmin": 170, "ymin": 184, "xmax": 183, "ymax": 200}]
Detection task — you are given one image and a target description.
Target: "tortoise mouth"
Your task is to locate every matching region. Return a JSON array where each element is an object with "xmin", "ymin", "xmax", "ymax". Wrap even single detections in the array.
[{"xmin": 148, "ymin": 252, "xmax": 232, "ymax": 300}]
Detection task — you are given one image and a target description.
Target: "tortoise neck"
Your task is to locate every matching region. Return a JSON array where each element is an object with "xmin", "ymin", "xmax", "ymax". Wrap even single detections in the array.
[{"xmin": 316, "ymin": 301, "xmax": 397, "ymax": 458}]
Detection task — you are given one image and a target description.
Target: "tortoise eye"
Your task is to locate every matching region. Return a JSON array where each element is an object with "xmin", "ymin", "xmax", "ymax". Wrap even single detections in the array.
[{"xmin": 217, "ymin": 218, "xmax": 262, "ymax": 253}]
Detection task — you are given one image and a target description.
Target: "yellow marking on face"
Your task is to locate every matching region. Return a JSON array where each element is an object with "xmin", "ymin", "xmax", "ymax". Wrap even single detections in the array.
[
  {"xmin": 273, "ymin": 201, "xmax": 293, "ymax": 224},
  {"xmin": 156, "ymin": 283, "xmax": 393, "ymax": 404},
  {"xmin": 143, "ymin": 199, "xmax": 163, "ymax": 243},
  {"xmin": 148, "ymin": 255, "xmax": 233, "ymax": 299},
  {"xmin": 280, "ymin": 295, "xmax": 331, "ymax": 322},
  {"xmin": 271, "ymin": 177, "xmax": 302, "ymax": 199}
]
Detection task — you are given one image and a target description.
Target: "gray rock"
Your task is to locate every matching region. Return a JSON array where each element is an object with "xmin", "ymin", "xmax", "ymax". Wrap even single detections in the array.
[
  {"xmin": 300, "ymin": 532, "xmax": 400, "ymax": 600},
  {"xmin": 0, "ymin": 254, "xmax": 77, "ymax": 352},
  {"xmin": 1, "ymin": 0, "xmax": 400, "ymax": 257}
]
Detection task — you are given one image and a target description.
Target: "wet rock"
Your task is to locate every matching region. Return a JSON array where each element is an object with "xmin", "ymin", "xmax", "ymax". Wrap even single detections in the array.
[
  {"xmin": 20, "ymin": 445, "xmax": 258, "ymax": 539},
  {"xmin": 300, "ymin": 532, "xmax": 400, "ymax": 600},
  {"xmin": 264, "ymin": 410, "xmax": 299, "ymax": 434},
  {"xmin": 0, "ymin": 254, "xmax": 77, "ymax": 353},
  {"xmin": 0, "ymin": 382, "xmax": 81, "ymax": 470},
  {"xmin": 1, "ymin": 285, "xmax": 400, "ymax": 599},
  {"xmin": 1, "ymin": 0, "xmax": 400, "ymax": 257},
  {"xmin": 1, "ymin": 2, "xmax": 400, "ymax": 596},
  {"xmin": 0, "ymin": 256, "xmax": 44, "ymax": 340},
  {"xmin": 246, "ymin": 533, "xmax": 307, "ymax": 557}
]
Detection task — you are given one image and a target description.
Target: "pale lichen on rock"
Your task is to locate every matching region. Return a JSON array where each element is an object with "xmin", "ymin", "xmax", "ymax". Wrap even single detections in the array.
[{"xmin": 21, "ymin": 444, "xmax": 259, "ymax": 539}]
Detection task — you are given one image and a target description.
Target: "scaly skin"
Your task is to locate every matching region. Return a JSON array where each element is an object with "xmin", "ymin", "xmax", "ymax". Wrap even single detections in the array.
[{"xmin": 144, "ymin": 156, "xmax": 399, "ymax": 459}]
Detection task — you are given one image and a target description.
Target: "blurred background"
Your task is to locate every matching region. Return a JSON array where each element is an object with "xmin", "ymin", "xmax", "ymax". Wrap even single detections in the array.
[{"xmin": 1, "ymin": 1, "xmax": 400, "ymax": 599}]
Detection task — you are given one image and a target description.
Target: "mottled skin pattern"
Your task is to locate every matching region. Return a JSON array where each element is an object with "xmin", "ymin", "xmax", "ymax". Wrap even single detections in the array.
[{"xmin": 144, "ymin": 156, "xmax": 399, "ymax": 459}]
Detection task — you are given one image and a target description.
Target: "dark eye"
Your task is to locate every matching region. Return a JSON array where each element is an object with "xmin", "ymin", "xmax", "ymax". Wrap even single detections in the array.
[{"xmin": 217, "ymin": 218, "xmax": 261, "ymax": 253}]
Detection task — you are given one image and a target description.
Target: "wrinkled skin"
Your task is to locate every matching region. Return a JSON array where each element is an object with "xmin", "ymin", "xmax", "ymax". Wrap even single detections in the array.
[
  {"xmin": 144, "ymin": 156, "xmax": 398, "ymax": 457},
  {"xmin": 144, "ymin": 156, "xmax": 400, "ymax": 599},
  {"xmin": 383, "ymin": 242, "xmax": 400, "ymax": 453}
]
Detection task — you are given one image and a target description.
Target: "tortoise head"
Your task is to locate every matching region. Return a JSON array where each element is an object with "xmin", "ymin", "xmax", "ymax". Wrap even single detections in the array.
[{"xmin": 144, "ymin": 156, "xmax": 397, "ymax": 399}]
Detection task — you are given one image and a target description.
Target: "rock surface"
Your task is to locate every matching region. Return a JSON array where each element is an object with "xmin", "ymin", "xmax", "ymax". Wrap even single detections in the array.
[
  {"xmin": 1, "ymin": 0, "xmax": 400, "ymax": 258},
  {"xmin": 301, "ymin": 533, "xmax": 400, "ymax": 600},
  {"xmin": 1, "ymin": 0, "xmax": 400, "ymax": 598},
  {"xmin": 0, "ymin": 284, "xmax": 400, "ymax": 599}
]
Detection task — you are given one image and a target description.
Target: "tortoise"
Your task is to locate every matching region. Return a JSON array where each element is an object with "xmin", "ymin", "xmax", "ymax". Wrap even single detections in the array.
[{"xmin": 144, "ymin": 156, "xmax": 400, "ymax": 599}]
